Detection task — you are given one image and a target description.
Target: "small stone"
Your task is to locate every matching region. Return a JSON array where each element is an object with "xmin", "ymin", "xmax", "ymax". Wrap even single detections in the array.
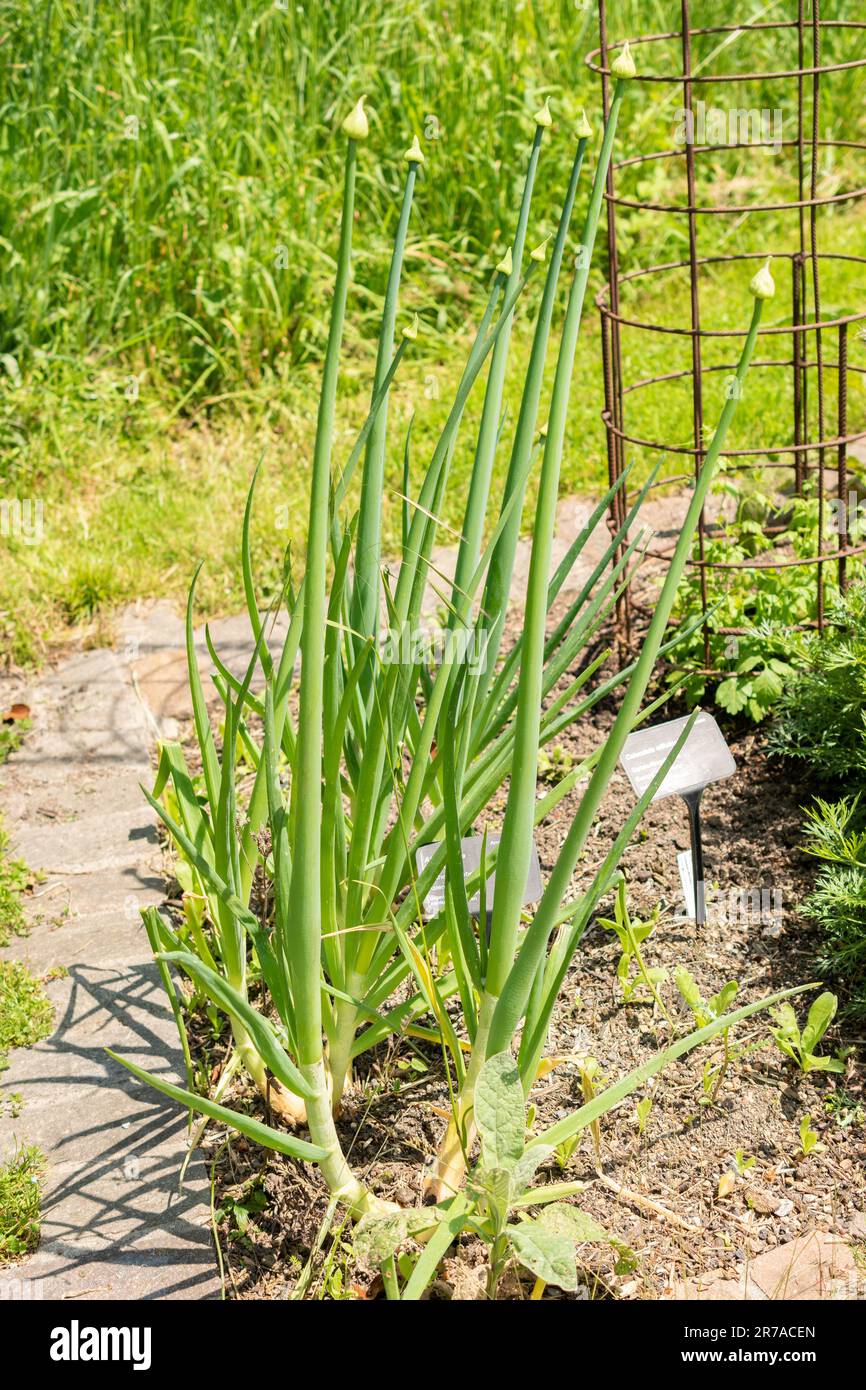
[
  {"xmin": 849, "ymin": 1211, "xmax": 866, "ymax": 1238},
  {"xmin": 749, "ymin": 1232, "xmax": 856, "ymax": 1300}
]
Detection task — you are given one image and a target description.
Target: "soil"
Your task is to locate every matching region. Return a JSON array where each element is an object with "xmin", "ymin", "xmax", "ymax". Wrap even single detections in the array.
[{"xmin": 166, "ymin": 592, "xmax": 866, "ymax": 1301}]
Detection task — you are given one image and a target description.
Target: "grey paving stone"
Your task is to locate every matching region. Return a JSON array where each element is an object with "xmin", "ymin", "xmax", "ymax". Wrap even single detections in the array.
[{"xmin": 0, "ymin": 643, "xmax": 220, "ymax": 1301}]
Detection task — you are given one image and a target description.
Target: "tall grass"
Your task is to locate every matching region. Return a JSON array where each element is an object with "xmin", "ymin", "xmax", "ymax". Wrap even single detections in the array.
[
  {"xmin": 3, "ymin": 1, "xmax": 861, "ymax": 402},
  {"xmin": 1, "ymin": 4, "xmax": 862, "ymax": 670}
]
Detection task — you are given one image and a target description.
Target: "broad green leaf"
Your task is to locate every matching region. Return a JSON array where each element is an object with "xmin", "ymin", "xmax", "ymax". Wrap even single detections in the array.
[
  {"xmin": 475, "ymin": 1052, "xmax": 526, "ymax": 1169},
  {"xmin": 716, "ymin": 677, "xmax": 749, "ymax": 715},
  {"xmin": 772, "ymin": 1031, "xmax": 800, "ymax": 1065},
  {"xmin": 801, "ymin": 991, "xmax": 837, "ymax": 1054},
  {"xmin": 511, "ymin": 1145, "xmax": 553, "ymax": 1196},
  {"xmin": 538, "ymin": 1202, "xmax": 610, "ymax": 1244},
  {"xmin": 508, "ymin": 1221, "xmax": 578, "ymax": 1291},
  {"xmin": 709, "ymin": 981, "xmax": 739, "ymax": 1017},
  {"xmin": 803, "ymin": 1054, "xmax": 845, "ymax": 1075},
  {"xmin": 770, "ymin": 1002, "xmax": 799, "ymax": 1038},
  {"xmin": 675, "ymin": 968, "xmax": 704, "ymax": 1015},
  {"xmin": 354, "ymin": 1213, "xmax": 411, "ymax": 1266},
  {"xmin": 475, "ymin": 1165, "xmax": 514, "ymax": 1213}
]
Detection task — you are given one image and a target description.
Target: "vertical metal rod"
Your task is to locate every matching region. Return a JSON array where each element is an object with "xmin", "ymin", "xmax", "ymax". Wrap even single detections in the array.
[
  {"xmin": 793, "ymin": 255, "xmax": 804, "ymax": 494},
  {"xmin": 810, "ymin": 0, "xmax": 827, "ymax": 630},
  {"xmin": 598, "ymin": 0, "xmax": 630, "ymax": 653},
  {"xmin": 797, "ymin": 0, "xmax": 807, "ymax": 259},
  {"xmin": 683, "ymin": 789, "xmax": 706, "ymax": 927},
  {"xmin": 601, "ymin": 302, "xmax": 628, "ymax": 656},
  {"xmin": 838, "ymin": 322, "xmax": 849, "ymax": 592},
  {"xmin": 680, "ymin": 0, "xmax": 710, "ymax": 669},
  {"xmin": 797, "ymin": 0, "xmax": 810, "ymax": 496}
]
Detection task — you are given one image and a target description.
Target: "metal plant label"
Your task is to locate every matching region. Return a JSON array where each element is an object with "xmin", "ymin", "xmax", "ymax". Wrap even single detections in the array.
[
  {"xmin": 620, "ymin": 711, "xmax": 736, "ymax": 802},
  {"xmin": 620, "ymin": 712, "xmax": 736, "ymax": 925},
  {"xmin": 416, "ymin": 835, "xmax": 543, "ymax": 919}
]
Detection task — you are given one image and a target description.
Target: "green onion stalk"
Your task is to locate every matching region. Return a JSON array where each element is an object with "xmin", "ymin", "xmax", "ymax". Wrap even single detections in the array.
[
  {"xmin": 425, "ymin": 134, "xmax": 773, "ymax": 1200},
  {"xmin": 119, "ymin": 60, "xmax": 780, "ymax": 1225}
]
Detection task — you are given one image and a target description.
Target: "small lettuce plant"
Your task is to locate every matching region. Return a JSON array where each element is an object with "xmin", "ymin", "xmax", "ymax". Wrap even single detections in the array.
[{"xmin": 770, "ymin": 992, "xmax": 845, "ymax": 1075}]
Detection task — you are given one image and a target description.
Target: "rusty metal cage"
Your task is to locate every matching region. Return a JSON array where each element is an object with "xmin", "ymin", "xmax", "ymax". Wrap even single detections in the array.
[{"xmin": 589, "ymin": 1, "xmax": 866, "ymax": 661}]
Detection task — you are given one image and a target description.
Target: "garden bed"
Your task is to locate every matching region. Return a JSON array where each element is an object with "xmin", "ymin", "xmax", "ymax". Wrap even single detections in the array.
[{"xmin": 167, "ymin": 602, "xmax": 865, "ymax": 1300}]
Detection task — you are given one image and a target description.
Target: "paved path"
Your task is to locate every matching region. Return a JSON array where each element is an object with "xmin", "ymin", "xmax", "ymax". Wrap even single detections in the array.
[{"xmin": 0, "ymin": 646, "xmax": 220, "ymax": 1300}]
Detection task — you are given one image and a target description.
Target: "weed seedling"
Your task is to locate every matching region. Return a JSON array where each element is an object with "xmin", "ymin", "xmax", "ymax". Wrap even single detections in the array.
[
  {"xmin": 635, "ymin": 1096, "xmax": 652, "ymax": 1137},
  {"xmin": 353, "ymin": 1052, "xmax": 627, "ymax": 1299},
  {"xmin": 676, "ymin": 968, "xmax": 744, "ymax": 1102},
  {"xmin": 599, "ymin": 878, "xmax": 672, "ymax": 1026},
  {"xmin": 769, "ymin": 992, "xmax": 846, "ymax": 1074},
  {"xmin": 733, "ymin": 1149, "xmax": 756, "ymax": 1176},
  {"xmin": 798, "ymin": 1114, "xmax": 824, "ymax": 1157},
  {"xmin": 823, "ymin": 1088, "xmax": 864, "ymax": 1129}
]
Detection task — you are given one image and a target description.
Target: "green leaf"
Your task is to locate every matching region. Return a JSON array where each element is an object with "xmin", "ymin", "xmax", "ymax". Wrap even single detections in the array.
[
  {"xmin": 353, "ymin": 1211, "xmax": 430, "ymax": 1266},
  {"xmin": 476, "ymin": 1165, "xmax": 513, "ymax": 1211},
  {"xmin": 675, "ymin": 967, "xmax": 704, "ymax": 1015},
  {"xmin": 356, "ymin": 1216, "xmax": 406, "ymax": 1266},
  {"xmin": 753, "ymin": 667, "xmax": 783, "ymax": 704},
  {"xmin": 770, "ymin": 1002, "xmax": 799, "ymax": 1038},
  {"xmin": 803, "ymin": 1054, "xmax": 845, "ymax": 1075},
  {"xmin": 157, "ymin": 949, "xmax": 314, "ymax": 1101},
  {"xmin": 716, "ymin": 677, "xmax": 749, "ymax": 715},
  {"xmin": 508, "ymin": 1221, "xmax": 579, "ymax": 1291},
  {"xmin": 801, "ymin": 991, "xmax": 837, "ymax": 1054},
  {"xmin": 511, "ymin": 1145, "xmax": 553, "ymax": 1196},
  {"xmin": 709, "ymin": 981, "xmax": 738, "ymax": 1017},
  {"xmin": 538, "ymin": 1202, "xmax": 610, "ymax": 1244},
  {"xmin": 771, "ymin": 1031, "xmax": 800, "ymax": 1065},
  {"xmin": 106, "ymin": 1050, "xmax": 328, "ymax": 1164},
  {"xmin": 475, "ymin": 1051, "xmax": 526, "ymax": 1169}
]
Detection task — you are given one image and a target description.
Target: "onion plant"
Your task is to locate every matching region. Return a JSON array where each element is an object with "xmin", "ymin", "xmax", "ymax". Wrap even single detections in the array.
[{"xmin": 112, "ymin": 65, "xmax": 803, "ymax": 1236}]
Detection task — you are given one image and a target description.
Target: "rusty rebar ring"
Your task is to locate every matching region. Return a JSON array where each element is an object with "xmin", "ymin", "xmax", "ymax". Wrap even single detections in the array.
[
  {"xmin": 604, "ymin": 140, "xmax": 866, "ymax": 216},
  {"xmin": 595, "ymin": 251, "xmax": 866, "ymax": 339},
  {"xmin": 601, "ymin": 408, "xmax": 866, "ymax": 462},
  {"xmin": 646, "ymin": 539, "xmax": 866, "ymax": 572},
  {"xmin": 586, "ymin": 21, "xmax": 866, "ymax": 85}
]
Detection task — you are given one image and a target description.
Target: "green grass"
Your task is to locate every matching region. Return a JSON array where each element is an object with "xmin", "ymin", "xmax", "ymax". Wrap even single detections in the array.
[
  {"xmin": 0, "ymin": 1144, "xmax": 45, "ymax": 1262},
  {"xmin": 0, "ymin": 960, "xmax": 53, "ymax": 1074},
  {"xmin": 0, "ymin": 721, "xmax": 27, "ymax": 766},
  {"xmin": 0, "ymin": 824, "xmax": 31, "ymax": 949},
  {"xmin": 2, "ymin": 2, "xmax": 864, "ymax": 663}
]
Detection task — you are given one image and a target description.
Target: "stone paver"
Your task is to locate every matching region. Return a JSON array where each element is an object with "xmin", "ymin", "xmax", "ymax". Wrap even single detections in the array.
[
  {"xmin": 670, "ymin": 1233, "xmax": 861, "ymax": 1301},
  {"xmin": 0, "ymin": 644, "xmax": 219, "ymax": 1300},
  {"xmin": 749, "ymin": 1231, "xmax": 858, "ymax": 1300}
]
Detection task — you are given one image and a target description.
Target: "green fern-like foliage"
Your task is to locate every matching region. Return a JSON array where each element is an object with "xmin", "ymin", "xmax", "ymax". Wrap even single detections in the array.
[
  {"xmin": 801, "ymin": 796, "xmax": 866, "ymax": 1019},
  {"xmin": 766, "ymin": 581, "xmax": 866, "ymax": 781},
  {"xmin": 767, "ymin": 585, "xmax": 866, "ymax": 1017}
]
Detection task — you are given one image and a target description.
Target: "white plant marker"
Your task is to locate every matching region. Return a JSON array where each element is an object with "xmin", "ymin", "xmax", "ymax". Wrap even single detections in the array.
[{"xmin": 620, "ymin": 711, "xmax": 736, "ymax": 924}]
